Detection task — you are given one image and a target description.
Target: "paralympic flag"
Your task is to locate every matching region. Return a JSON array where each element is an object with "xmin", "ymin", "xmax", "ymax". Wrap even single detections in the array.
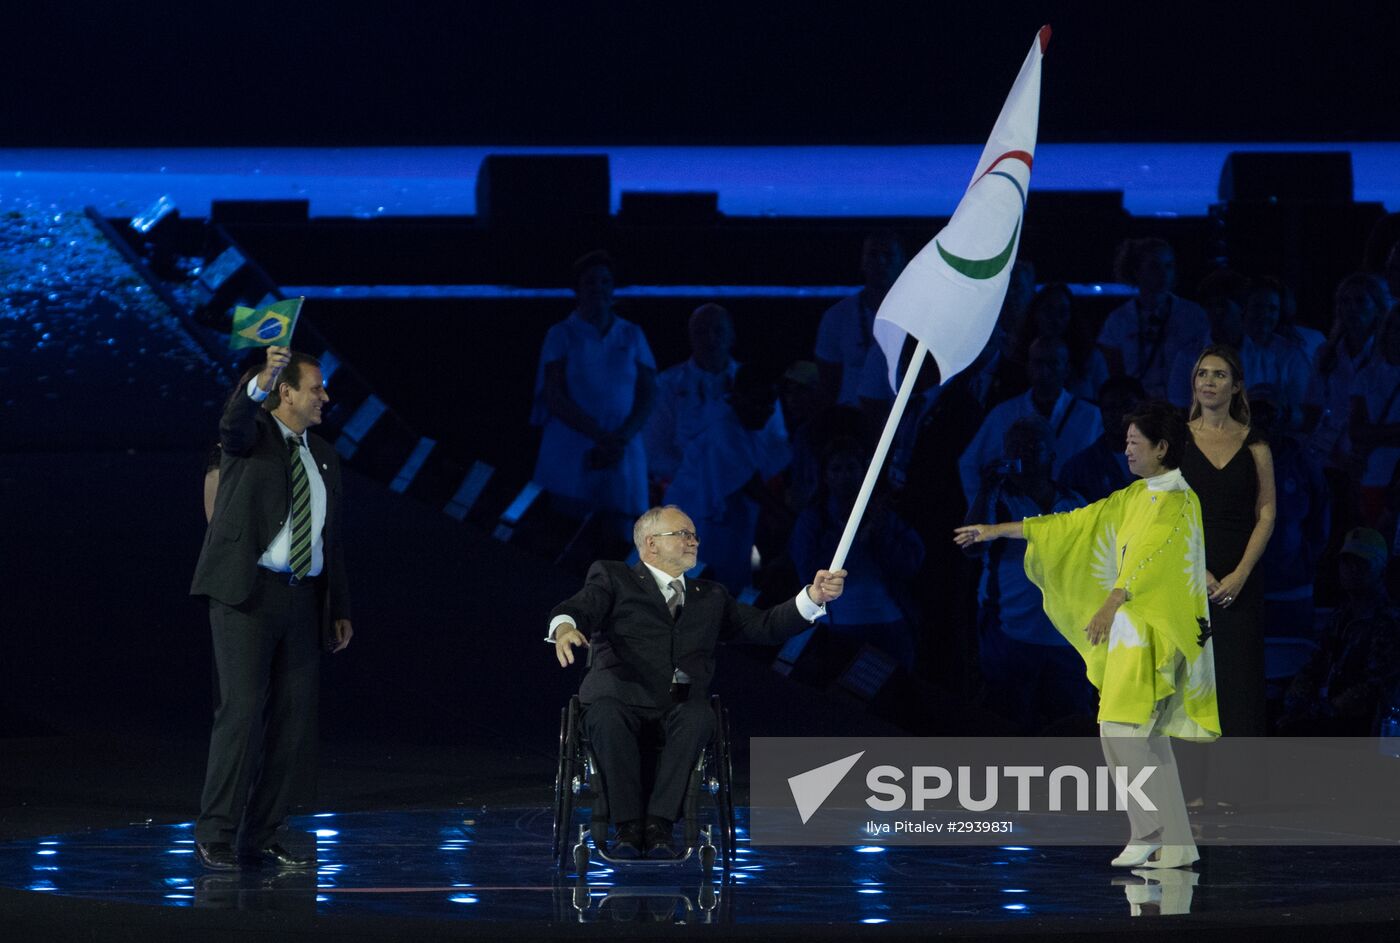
[
  {"xmin": 827, "ymin": 27, "xmax": 1051, "ymax": 572},
  {"xmin": 873, "ymin": 26, "xmax": 1050, "ymax": 391},
  {"xmin": 229, "ymin": 297, "xmax": 304, "ymax": 350}
]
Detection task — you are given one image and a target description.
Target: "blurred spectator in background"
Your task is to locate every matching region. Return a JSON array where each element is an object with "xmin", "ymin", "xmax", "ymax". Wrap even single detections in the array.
[
  {"xmin": 1386, "ymin": 240, "xmax": 1400, "ymax": 305},
  {"xmin": 1386, "ymin": 471, "xmax": 1400, "ymax": 573},
  {"xmin": 1167, "ymin": 268, "xmax": 1249, "ymax": 409},
  {"xmin": 1098, "ymin": 237, "xmax": 1209, "ymax": 399},
  {"xmin": 1278, "ymin": 528, "xmax": 1400, "ymax": 735},
  {"xmin": 1240, "ymin": 277, "xmax": 1310, "ymax": 418},
  {"xmin": 1390, "ymin": 497, "xmax": 1400, "ymax": 602},
  {"xmin": 1061, "ymin": 375, "xmax": 1145, "ymax": 504},
  {"xmin": 1251, "ymin": 387, "xmax": 1330, "ymax": 639},
  {"xmin": 1362, "ymin": 217, "xmax": 1400, "ymax": 298},
  {"xmin": 645, "ymin": 303, "xmax": 739, "ymax": 490},
  {"xmin": 1002, "ymin": 259, "xmax": 1039, "ymax": 340},
  {"xmin": 664, "ymin": 364, "xmax": 790, "ymax": 594},
  {"xmin": 531, "ymin": 251, "xmax": 656, "ymax": 534},
  {"xmin": 1350, "ymin": 304, "xmax": 1400, "ymax": 526},
  {"xmin": 961, "ymin": 417, "xmax": 1092, "ymax": 733},
  {"xmin": 1272, "ymin": 277, "xmax": 1326, "ymax": 365},
  {"xmin": 778, "ymin": 361, "xmax": 824, "ymax": 514},
  {"xmin": 958, "ymin": 336, "xmax": 1101, "ymax": 506},
  {"xmin": 790, "ymin": 437, "xmax": 924, "ymax": 670},
  {"xmin": 816, "ymin": 232, "xmax": 906, "ymax": 408},
  {"xmin": 1303, "ymin": 272, "xmax": 1387, "ymax": 469},
  {"xmin": 1012, "ymin": 283, "xmax": 1109, "ymax": 403}
]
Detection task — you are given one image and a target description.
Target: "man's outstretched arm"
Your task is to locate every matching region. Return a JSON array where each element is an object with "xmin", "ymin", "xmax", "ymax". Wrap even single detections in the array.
[
  {"xmin": 726, "ymin": 569, "xmax": 847, "ymax": 645},
  {"xmin": 547, "ymin": 561, "xmax": 616, "ymax": 667}
]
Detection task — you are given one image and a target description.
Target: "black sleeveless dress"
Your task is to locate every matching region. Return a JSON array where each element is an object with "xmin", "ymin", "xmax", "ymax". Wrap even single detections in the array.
[{"xmin": 1180, "ymin": 433, "xmax": 1268, "ymax": 736}]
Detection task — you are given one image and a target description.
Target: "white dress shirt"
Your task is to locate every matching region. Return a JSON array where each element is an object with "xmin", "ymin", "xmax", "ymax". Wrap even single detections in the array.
[{"xmin": 246, "ymin": 378, "xmax": 327, "ymax": 577}]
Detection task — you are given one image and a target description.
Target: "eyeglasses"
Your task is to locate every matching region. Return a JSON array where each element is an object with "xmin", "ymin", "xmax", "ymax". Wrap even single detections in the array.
[{"xmin": 650, "ymin": 530, "xmax": 699, "ymax": 542}]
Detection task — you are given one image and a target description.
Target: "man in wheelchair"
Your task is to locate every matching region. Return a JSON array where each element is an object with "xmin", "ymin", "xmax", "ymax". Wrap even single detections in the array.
[{"xmin": 550, "ymin": 504, "xmax": 846, "ymax": 858}]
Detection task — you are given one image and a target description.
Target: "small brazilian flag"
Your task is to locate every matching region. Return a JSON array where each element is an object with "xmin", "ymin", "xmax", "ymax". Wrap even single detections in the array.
[{"xmin": 229, "ymin": 297, "xmax": 304, "ymax": 349}]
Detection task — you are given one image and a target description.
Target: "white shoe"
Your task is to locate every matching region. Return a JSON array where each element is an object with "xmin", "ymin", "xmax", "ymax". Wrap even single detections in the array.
[
  {"xmin": 1123, "ymin": 881, "xmax": 1159, "ymax": 917},
  {"xmin": 1139, "ymin": 845, "xmax": 1199, "ymax": 869},
  {"xmin": 1110, "ymin": 840, "xmax": 1161, "ymax": 867},
  {"xmin": 1127, "ymin": 867, "xmax": 1200, "ymax": 915}
]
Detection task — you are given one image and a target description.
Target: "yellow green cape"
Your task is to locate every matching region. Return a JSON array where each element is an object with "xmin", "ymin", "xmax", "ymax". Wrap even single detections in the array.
[{"xmin": 1022, "ymin": 468, "xmax": 1219, "ymax": 739}]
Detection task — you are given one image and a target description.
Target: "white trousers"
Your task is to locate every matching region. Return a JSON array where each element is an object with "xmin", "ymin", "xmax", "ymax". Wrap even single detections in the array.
[{"xmin": 1101, "ymin": 709, "xmax": 1195, "ymax": 853}]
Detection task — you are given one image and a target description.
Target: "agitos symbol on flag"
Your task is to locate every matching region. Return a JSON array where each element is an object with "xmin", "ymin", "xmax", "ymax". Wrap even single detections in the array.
[
  {"xmin": 873, "ymin": 25, "xmax": 1051, "ymax": 391},
  {"xmin": 229, "ymin": 297, "xmax": 305, "ymax": 350}
]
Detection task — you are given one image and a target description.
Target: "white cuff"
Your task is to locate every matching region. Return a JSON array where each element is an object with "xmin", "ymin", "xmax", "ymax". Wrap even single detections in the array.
[
  {"xmin": 797, "ymin": 587, "xmax": 826, "ymax": 622},
  {"xmin": 247, "ymin": 377, "xmax": 270, "ymax": 402},
  {"xmin": 546, "ymin": 614, "xmax": 576, "ymax": 642}
]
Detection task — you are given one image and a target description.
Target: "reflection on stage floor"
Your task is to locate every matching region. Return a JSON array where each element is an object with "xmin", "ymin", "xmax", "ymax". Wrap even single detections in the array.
[{"xmin": 3, "ymin": 807, "xmax": 1398, "ymax": 926}]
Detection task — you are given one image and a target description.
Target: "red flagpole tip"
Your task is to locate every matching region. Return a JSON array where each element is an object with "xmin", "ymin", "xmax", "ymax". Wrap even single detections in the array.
[{"xmin": 1038, "ymin": 25, "xmax": 1052, "ymax": 53}]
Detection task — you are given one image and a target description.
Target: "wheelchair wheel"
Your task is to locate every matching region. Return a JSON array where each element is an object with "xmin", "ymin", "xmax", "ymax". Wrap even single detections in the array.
[
  {"xmin": 714, "ymin": 699, "xmax": 737, "ymax": 868},
  {"xmin": 682, "ymin": 760, "xmax": 701, "ymax": 849},
  {"xmin": 554, "ymin": 700, "xmax": 580, "ymax": 868}
]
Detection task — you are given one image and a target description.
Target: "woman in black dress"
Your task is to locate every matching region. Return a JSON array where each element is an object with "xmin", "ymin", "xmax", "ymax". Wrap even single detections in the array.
[{"xmin": 1180, "ymin": 345, "xmax": 1276, "ymax": 735}]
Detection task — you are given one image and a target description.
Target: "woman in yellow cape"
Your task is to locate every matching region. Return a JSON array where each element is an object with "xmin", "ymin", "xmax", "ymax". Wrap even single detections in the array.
[{"xmin": 956, "ymin": 401, "xmax": 1218, "ymax": 870}]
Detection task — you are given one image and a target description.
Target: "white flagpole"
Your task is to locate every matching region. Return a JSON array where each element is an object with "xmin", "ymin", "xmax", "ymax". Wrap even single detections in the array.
[{"xmin": 828, "ymin": 339, "xmax": 928, "ymax": 572}]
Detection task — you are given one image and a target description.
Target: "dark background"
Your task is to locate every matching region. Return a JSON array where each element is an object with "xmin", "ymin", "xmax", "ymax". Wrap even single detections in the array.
[{"xmin": 9, "ymin": 0, "xmax": 1400, "ymax": 146}]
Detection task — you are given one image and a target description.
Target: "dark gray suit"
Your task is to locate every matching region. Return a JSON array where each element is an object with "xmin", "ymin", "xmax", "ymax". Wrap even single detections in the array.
[
  {"xmin": 553, "ymin": 560, "xmax": 808, "ymax": 823},
  {"xmin": 191, "ymin": 389, "xmax": 351, "ymax": 850}
]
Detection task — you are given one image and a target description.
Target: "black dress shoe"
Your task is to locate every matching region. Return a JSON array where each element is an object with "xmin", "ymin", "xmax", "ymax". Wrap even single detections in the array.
[
  {"xmin": 258, "ymin": 843, "xmax": 315, "ymax": 870},
  {"xmin": 644, "ymin": 821, "xmax": 677, "ymax": 860},
  {"xmin": 195, "ymin": 842, "xmax": 239, "ymax": 871},
  {"xmin": 610, "ymin": 821, "xmax": 643, "ymax": 859}
]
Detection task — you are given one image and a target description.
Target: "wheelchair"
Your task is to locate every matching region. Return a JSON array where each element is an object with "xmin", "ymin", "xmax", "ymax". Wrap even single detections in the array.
[{"xmin": 552, "ymin": 693, "xmax": 736, "ymax": 873}]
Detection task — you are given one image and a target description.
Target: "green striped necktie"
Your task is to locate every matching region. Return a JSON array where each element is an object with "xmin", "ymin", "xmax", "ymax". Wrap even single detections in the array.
[{"xmin": 287, "ymin": 435, "xmax": 312, "ymax": 579}]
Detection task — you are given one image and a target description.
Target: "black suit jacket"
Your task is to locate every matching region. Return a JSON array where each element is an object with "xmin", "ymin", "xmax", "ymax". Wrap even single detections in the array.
[
  {"xmin": 190, "ymin": 389, "xmax": 352, "ymax": 634},
  {"xmin": 553, "ymin": 560, "xmax": 809, "ymax": 709}
]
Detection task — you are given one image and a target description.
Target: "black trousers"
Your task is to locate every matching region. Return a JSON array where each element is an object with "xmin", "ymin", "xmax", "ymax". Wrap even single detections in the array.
[
  {"xmin": 195, "ymin": 572, "xmax": 320, "ymax": 850},
  {"xmin": 581, "ymin": 696, "xmax": 715, "ymax": 826}
]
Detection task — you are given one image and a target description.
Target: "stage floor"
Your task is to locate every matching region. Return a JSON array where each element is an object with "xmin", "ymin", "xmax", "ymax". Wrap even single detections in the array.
[{"xmin": 4, "ymin": 806, "xmax": 1400, "ymax": 930}]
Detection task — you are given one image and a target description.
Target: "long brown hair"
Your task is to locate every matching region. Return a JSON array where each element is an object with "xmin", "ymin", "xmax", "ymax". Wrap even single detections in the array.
[{"xmin": 1187, "ymin": 344, "xmax": 1250, "ymax": 425}]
